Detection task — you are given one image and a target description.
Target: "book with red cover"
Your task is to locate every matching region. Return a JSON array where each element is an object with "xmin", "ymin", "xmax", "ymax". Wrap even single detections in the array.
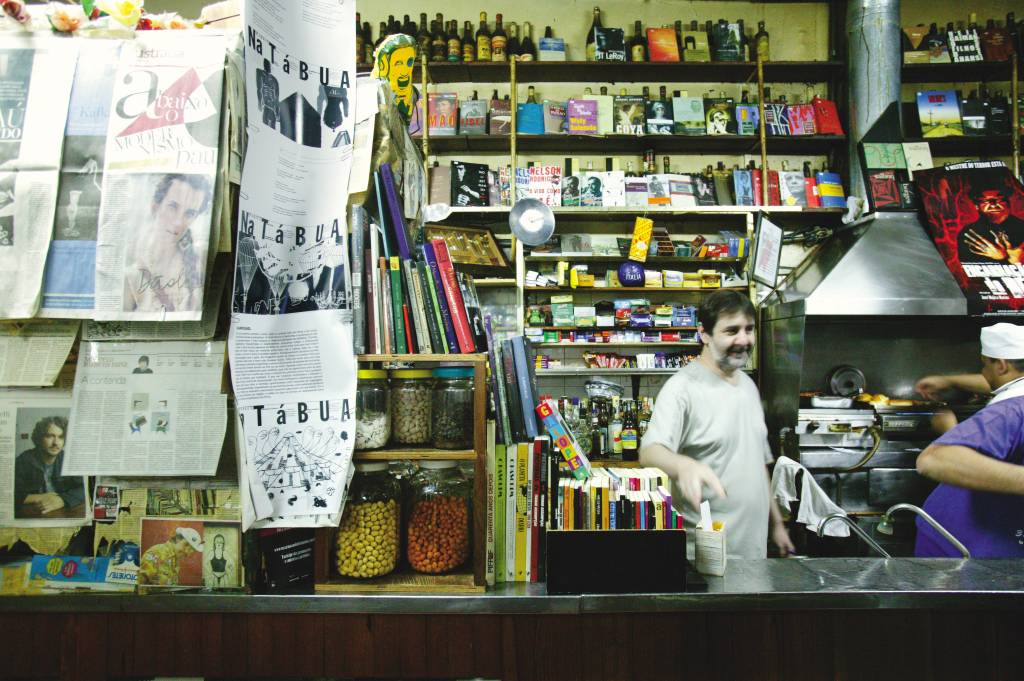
[
  {"xmin": 430, "ymin": 238, "xmax": 476, "ymax": 353},
  {"xmin": 805, "ymin": 175, "xmax": 821, "ymax": 207},
  {"xmin": 530, "ymin": 438, "xmax": 542, "ymax": 582},
  {"xmin": 646, "ymin": 27, "xmax": 681, "ymax": 62},
  {"xmin": 751, "ymin": 167, "xmax": 763, "ymax": 206},
  {"xmin": 767, "ymin": 170, "xmax": 782, "ymax": 206}
]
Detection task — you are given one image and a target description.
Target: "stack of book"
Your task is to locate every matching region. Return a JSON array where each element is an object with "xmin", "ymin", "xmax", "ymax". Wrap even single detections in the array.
[{"xmin": 554, "ymin": 467, "xmax": 682, "ymax": 531}]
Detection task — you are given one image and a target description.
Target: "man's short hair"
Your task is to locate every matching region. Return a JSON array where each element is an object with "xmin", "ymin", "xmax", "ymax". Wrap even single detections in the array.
[
  {"xmin": 699, "ymin": 289, "xmax": 755, "ymax": 334},
  {"xmin": 152, "ymin": 174, "xmax": 212, "ymax": 215},
  {"xmin": 138, "ymin": 355, "xmax": 149, "ymax": 364},
  {"xmin": 31, "ymin": 416, "xmax": 68, "ymax": 448},
  {"xmin": 968, "ymin": 180, "xmax": 1013, "ymax": 204}
]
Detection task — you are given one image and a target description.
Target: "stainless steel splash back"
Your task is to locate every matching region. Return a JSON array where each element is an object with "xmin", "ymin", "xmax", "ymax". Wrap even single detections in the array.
[{"xmin": 767, "ymin": 213, "xmax": 968, "ymax": 317}]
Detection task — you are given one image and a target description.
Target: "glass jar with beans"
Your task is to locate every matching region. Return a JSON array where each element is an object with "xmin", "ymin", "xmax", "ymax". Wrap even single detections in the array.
[
  {"xmin": 354, "ymin": 370, "xmax": 390, "ymax": 449},
  {"xmin": 405, "ymin": 460, "xmax": 471, "ymax": 574},
  {"xmin": 390, "ymin": 369, "xmax": 433, "ymax": 446},
  {"xmin": 431, "ymin": 367, "xmax": 474, "ymax": 449},
  {"xmin": 335, "ymin": 462, "xmax": 401, "ymax": 579}
]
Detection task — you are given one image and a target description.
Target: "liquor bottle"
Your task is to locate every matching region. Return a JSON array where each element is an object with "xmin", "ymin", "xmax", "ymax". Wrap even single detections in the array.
[
  {"xmin": 416, "ymin": 13, "xmax": 431, "ymax": 56},
  {"xmin": 476, "ymin": 12, "xmax": 492, "ymax": 62},
  {"xmin": 663, "ymin": 156, "xmax": 671, "ymax": 173},
  {"xmin": 386, "ymin": 14, "xmax": 396, "ymax": 34},
  {"xmin": 737, "ymin": 19, "xmax": 748, "ymax": 59},
  {"xmin": 446, "ymin": 21, "xmax": 462, "ymax": 62},
  {"xmin": 589, "ymin": 403, "xmax": 605, "ymax": 459},
  {"xmin": 674, "ymin": 20, "xmax": 684, "ymax": 54},
  {"xmin": 753, "ymin": 20, "xmax": 770, "ymax": 61},
  {"xmin": 507, "ymin": 22, "xmax": 521, "ymax": 61},
  {"xmin": 630, "ymin": 20, "xmax": 647, "ymax": 62},
  {"xmin": 659, "ymin": 85, "xmax": 668, "ymax": 100},
  {"xmin": 1008, "ymin": 13, "xmax": 1020, "ymax": 54},
  {"xmin": 462, "ymin": 21, "xmax": 476, "ymax": 62},
  {"xmin": 363, "ymin": 23, "xmax": 375, "ymax": 64},
  {"xmin": 586, "ymin": 7, "xmax": 603, "ymax": 62},
  {"xmin": 527, "ymin": 85, "xmax": 539, "ymax": 104},
  {"xmin": 521, "ymin": 22, "xmax": 538, "ymax": 61},
  {"xmin": 355, "ymin": 12, "xmax": 364, "ymax": 65},
  {"xmin": 403, "ymin": 14, "xmax": 415, "ymax": 35},
  {"xmin": 644, "ymin": 148, "xmax": 655, "ymax": 175},
  {"xmin": 621, "ymin": 400, "xmax": 638, "ymax": 461},
  {"xmin": 968, "ymin": 12, "xmax": 978, "ymax": 30},
  {"xmin": 377, "ymin": 21, "xmax": 388, "ymax": 46},
  {"xmin": 491, "ymin": 13, "xmax": 508, "ymax": 62},
  {"xmin": 431, "ymin": 19, "xmax": 447, "ymax": 62},
  {"xmin": 642, "ymin": 85, "xmax": 651, "ymax": 98},
  {"xmin": 610, "ymin": 397, "xmax": 623, "ymax": 456}
]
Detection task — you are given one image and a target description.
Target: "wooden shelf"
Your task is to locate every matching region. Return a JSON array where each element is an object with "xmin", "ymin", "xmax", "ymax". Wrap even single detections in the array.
[
  {"xmin": 537, "ymin": 367, "xmax": 683, "ymax": 376},
  {"xmin": 525, "ymin": 254, "xmax": 745, "ymax": 264},
  {"xmin": 353, "ymin": 448, "xmax": 476, "ymax": 461},
  {"xmin": 316, "ymin": 569, "xmax": 483, "ymax": 594},
  {"xmin": 525, "ymin": 286, "xmax": 747, "ymax": 292},
  {"xmin": 907, "ymin": 134, "xmax": 1023, "ymax": 157},
  {"xmin": 530, "ymin": 326, "xmax": 697, "ymax": 332},
  {"xmin": 428, "ymin": 133, "xmax": 845, "ymax": 155},
  {"xmin": 473, "ymin": 277, "xmax": 517, "ymax": 287},
  {"xmin": 534, "ymin": 341, "xmax": 700, "ymax": 348},
  {"xmin": 443, "ymin": 206, "xmax": 845, "ymax": 226},
  {"xmin": 901, "ymin": 60, "xmax": 1022, "ymax": 84},
  {"xmin": 357, "ymin": 353, "xmax": 488, "ymax": 363}
]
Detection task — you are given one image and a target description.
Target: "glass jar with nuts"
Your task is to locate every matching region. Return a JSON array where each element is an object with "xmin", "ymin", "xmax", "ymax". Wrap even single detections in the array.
[
  {"xmin": 431, "ymin": 367, "xmax": 474, "ymax": 449},
  {"xmin": 335, "ymin": 462, "xmax": 401, "ymax": 579},
  {"xmin": 355, "ymin": 369, "xmax": 390, "ymax": 449},
  {"xmin": 406, "ymin": 460, "xmax": 471, "ymax": 574},
  {"xmin": 390, "ymin": 369, "xmax": 433, "ymax": 446}
]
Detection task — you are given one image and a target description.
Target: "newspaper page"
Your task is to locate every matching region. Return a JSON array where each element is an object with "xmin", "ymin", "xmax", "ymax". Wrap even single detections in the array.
[
  {"xmin": 0, "ymin": 37, "xmax": 78, "ymax": 319},
  {"xmin": 62, "ymin": 340, "xmax": 227, "ymax": 476},
  {"xmin": 0, "ymin": 388, "xmax": 90, "ymax": 528},
  {"xmin": 92, "ymin": 33, "xmax": 226, "ymax": 322},
  {"xmin": 38, "ymin": 40, "xmax": 121, "ymax": 319},
  {"xmin": 230, "ymin": 0, "xmax": 357, "ymax": 527},
  {"xmin": 0, "ymin": 321, "xmax": 78, "ymax": 387},
  {"xmin": 83, "ymin": 263, "xmax": 226, "ymax": 341}
]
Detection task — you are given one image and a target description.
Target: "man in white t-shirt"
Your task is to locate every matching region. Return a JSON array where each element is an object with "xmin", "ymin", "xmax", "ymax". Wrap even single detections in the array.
[{"xmin": 640, "ymin": 290, "xmax": 794, "ymax": 558}]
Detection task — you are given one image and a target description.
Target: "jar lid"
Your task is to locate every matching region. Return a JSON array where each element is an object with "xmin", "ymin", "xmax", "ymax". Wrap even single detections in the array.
[
  {"xmin": 419, "ymin": 460, "xmax": 458, "ymax": 469},
  {"xmin": 358, "ymin": 369, "xmax": 387, "ymax": 379},
  {"xmin": 355, "ymin": 462, "xmax": 389, "ymax": 472},
  {"xmin": 432, "ymin": 367, "xmax": 475, "ymax": 378},
  {"xmin": 390, "ymin": 369, "xmax": 432, "ymax": 379}
]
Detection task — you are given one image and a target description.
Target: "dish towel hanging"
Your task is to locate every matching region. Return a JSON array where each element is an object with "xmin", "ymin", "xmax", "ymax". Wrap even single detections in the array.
[{"xmin": 771, "ymin": 456, "xmax": 850, "ymax": 537}]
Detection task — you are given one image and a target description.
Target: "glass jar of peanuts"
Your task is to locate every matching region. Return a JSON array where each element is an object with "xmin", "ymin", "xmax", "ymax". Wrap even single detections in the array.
[
  {"xmin": 390, "ymin": 369, "xmax": 433, "ymax": 446},
  {"xmin": 406, "ymin": 460, "xmax": 471, "ymax": 574},
  {"xmin": 335, "ymin": 462, "xmax": 401, "ymax": 579},
  {"xmin": 431, "ymin": 367, "xmax": 474, "ymax": 449},
  {"xmin": 355, "ymin": 370, "xmax": 390, "ymax": 449}
]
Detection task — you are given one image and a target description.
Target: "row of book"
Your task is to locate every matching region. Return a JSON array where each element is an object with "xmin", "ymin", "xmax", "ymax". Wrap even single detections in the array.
[
  {"xmin": 902, "ymin": 14, "xmax": 1019, "ymax": 64},
  {"xmin": 352, "ymin": 164, "xmax": 486, "ymax": 355},
  {"xmin": 915, "ymin": 89, "xmax": 1020, "ymax": 138},
  {"xmin": 484, "ymin": 333, "xmax": 542, "ymax": 446},
  {"xmin": 441, "ymin": 160, "xmax": 847, "ymax": 209},
  {"xmin": 427, "ymin": 91, "xmax": 844, "ymax": 138},
  {"xmin": 554, "ymin": 467, "xmax": 682, "ymax": 531}
]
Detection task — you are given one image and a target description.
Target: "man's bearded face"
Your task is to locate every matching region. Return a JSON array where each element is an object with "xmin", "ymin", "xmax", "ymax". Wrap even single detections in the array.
[{"xmin": 703, "ymin": 311, "xmax": 755, "ymax": 371}]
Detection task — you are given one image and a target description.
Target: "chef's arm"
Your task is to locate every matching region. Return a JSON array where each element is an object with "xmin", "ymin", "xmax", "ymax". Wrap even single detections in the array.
[
  {"xmin": 640, "ymin": 442, "xmax": 726, "ymax": 511},
  {"xmin": 915, "ymin": 374, "xmax": 991, "ymax": 400},
  {"xmin": 917, "ymin": 444, "xmax": 1024, "ymax": 495},
  {"xmin": 767, "ymin": 466, "xmax": 796, "ymax": 555}
]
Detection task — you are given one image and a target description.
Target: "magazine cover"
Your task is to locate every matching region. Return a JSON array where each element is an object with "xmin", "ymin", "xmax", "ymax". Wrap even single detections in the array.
[
  {"xmin": 459, "ymin": 99, "xmax": 487, "ymax": 135},
  {"xmin": 580, "ymin": 172, "xmax": 604, "ymax": 207},
  {"xmin": 451, "ymin": 161, "xmax": 490, "ymax": 207},
  {"xmin": 704, "ymin": 97, "xmax": 736, "ymax": 135},
  {"xmin": 916, "ymin": 90, "xmax": 963, "ymax": 137},
  {"xmin": 567, "ymin": 99, "xmax": 598, "ymax": 135},
  {"xmin": 672, "ymin": 96, "xmax": 706, "ymax": 135},
  {"xmin": 646, "ymin": 99, "xmax": 674, "ymax": 134},
  {"xmin": 427, "ymin": 93, "xmax": 458, "ymax": 135},
  {"xmin": 916, "ymin": 162, "xmax": 1024, "ymax": 316},
  {"xmin": 614, "ymin": 95, "xmax": 647, "ymax": 135},
  {"xmin": 561, "ymin": 175, "xmax": 582, "ymax": 207}
]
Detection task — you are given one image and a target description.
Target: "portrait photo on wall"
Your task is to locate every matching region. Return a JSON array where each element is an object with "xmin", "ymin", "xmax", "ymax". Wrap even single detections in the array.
[
  {"xmin": 916, "ymin": 161, "xmax": 1024, "ymax": 316},
  {"xmin": 12, "ymin": 407, "xmax": 87, "ymax": 520}
]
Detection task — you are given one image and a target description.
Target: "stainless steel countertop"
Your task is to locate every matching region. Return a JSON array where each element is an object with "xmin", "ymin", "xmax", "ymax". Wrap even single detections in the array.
[{"xmin": 2, "ymin": 559, "xmax": 1023, "ymax": 613}]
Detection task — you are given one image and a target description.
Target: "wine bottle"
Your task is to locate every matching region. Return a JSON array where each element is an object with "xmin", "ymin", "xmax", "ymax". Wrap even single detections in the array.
[
  {"xmin": 586, "ymin": 6, "xmax": 603, "ymax": 62},
  {"xmin": 363, "ymin": 23, "xmax": 374, "ymax": 64},
  {"xmin": 507, "ymin": 22, "xmax": 521, "ymax": 61},
  {"xmin": 674, "ymin": 20, "xmax": 684, "ymax": 54},
  {"xmin": 476, "ymin": 12, "xmax": 492, "ymax": 62},
  {"xmin": 526, "ymin": 85, "xmax": 539, "ymax": 104},
  {"xmin": 447, "ymin": 20, "xmax": 461, "ymax": 62},
  {"xmin": 491, "ymin": 13, "xmax": 508, "ymax": 62},
  {"xmin": 416, "ymin": 13, "xmax": 431, "ymax": 56},
  {"xmin": 629, "ymin": 20, "xmax": 646, "ymax": 62},
  {"xmin": 355, "ymin": 12, "xmax": 364, "ymax": 65},
  {"xmin": 521, "ymin": 22, "xmax": 537, "ymax": 61},
  {"xmin": 431, "ymin": 18, "xmax": 447, "ymax": 62},
  {"xmin": 462, "ymin": 21, "xmax": 476, "ymax": 62},
  {"xmin": 377, "ymin": 21, "xmax": 388, "ymax": 46},
  {"xmin": 753, "ymin": 21, "xmax": 770, "ymax": 61},
  {"xmin": 663, "ymin": 156, "xmax": 671, "ymax": 173}
]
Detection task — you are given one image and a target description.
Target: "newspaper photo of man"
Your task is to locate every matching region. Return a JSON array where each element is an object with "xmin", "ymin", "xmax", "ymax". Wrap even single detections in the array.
[
  {"xmin": 122, "ymin": 173, "xmax": 212, "ymax": 315},
  {"xmin": 13, "ymin": 410, "xmax": 86, "ymax": 519}
]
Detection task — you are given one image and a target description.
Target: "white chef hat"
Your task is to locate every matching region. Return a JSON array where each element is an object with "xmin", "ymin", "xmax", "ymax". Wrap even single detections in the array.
[
  {"xmin": 176, "ymin": 527, "xmax": 204, "ymax": 552},
  {"xmin": 980, "ymin": 323, "xmax": 1024, "ymax": 360}
]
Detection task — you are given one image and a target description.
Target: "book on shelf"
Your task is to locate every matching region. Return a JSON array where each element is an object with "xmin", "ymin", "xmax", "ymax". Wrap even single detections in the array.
[
  {"xmin": 561, "ymin": 174, "xmax": 581, "ymax": 207},
  {"xmin": 457, "ymin": 271, "xmax": 488, "ymax": 351},
  {"xmin": 494, "ymin": 437, "xmax": 507, "ymax": 581},
  {"xmin": 427, "ymin": 93, "xmax": 458, "ymax": 136},
  {"xmin": 668, "ymin": 174, "xmax": 697, "ymax": 208},
  {"xmin": 712, "ymin": 165, "xmax": 734, "ymax": 205},
  {"xmin": 422, "ymin": 241, "xmax": 460, "ymax": 352},
  {"xmin": 704, "ymin": 96, "xmax": 736, "ymax": 135},
  {"xmin": 591, "ymin": 91, "xmax": 614, "ymax": 135},
  {"xmin": 647, "ymin": 27, "xmax": 680, "ymax": 61},
  {"xmin": 351, "ymin": 206, "xmax": 366, "ymax": 354},
  {"xmin": 672, "ymin": 95, "xmax": 706, "ymax": 135},
  {"xmin": 787, "ymin": 103, "xmax": 817, "ymax": 135},
  {"xmin": 601, "ymin": 170, "xmax": 626, "ymax": 207},
  {"xmin": 459, "ymin": 98, "xmax": 487, "ymax": 135},
  {"xmin": 538, "ymin": 35, "xmax": 566, "ymax": 61},
  {"xmin": 489, "ymin": 96, "xmax": 511, "ymax": 135},
  {"xmin": 902, "ymin": 141, "xmax": 933, "ymax": 178},
  {"xmin": 403, "ymin": 259, "xmax": 432, "ymax": 353},
  {"xmin": 543, "ymin": 101, "xmax": 567, "ymax": 134},
  {"xmin": 751, "ymin": 166, "xmax": 763, "ymax": 206},
  {"xmin": 388, "ymin": 256, "xmax": 408, "ymax": 353},
  {"xmin": 916, "ymin": 90, "xmax": 963, "ymax": 137},
  {"xmin": 711, "ymin": 20, "xmax": 744, "ymax": 62},
  {"xmin": 428, "ymin": 163, "xmax": 451, "ymax": 205},
  {"xmin": 949, "ymin": 27, "xmax": 984, "ymax": 62},
  {"xmin": 593, "ymin": 27, "xmax": 626, "ymax": 61},
  {"xmin": 525, "ymin": 164, "xmax": 562, "ymax": 207},
  {"xmin": 735, "ymin": 100, "xmax": 759, "ymax": 136},
  {"xmin": 624, "ymin": 176, "xmax": 649, "ymax": 207},
  {"xmin": 766, "ymin": 169, "xmax": 782, "ymax": 206},
  {"xmin": 693, "ymin": 173, "xmax": 718, "ymax": 206},
  {"xmin": 764, "ymin": 102, "xmax": 790, "ymax": 136},
  {"xmin": 645, "ymin": 98, "xmax": 674, "ymax": 135},
  {"xmin": 614, "ymin": 94, "xmax": 646, "ymax": 135},
  {"xmin": 816, "ymin": 171, "xmax": 847, "ymax": 208},
  {"xmin": 732, "ymin": 169, "xmax": 754, "ymax": 206},
  {"xmin": 680, "ymin": 29, "xmax": 710, "ymax": 62},
  {"xmin": 779, "ymin": 171, "xmax": 808, "ymax": 207},
  {"xmin": 516, "ymin": 101, "xmax": 545, "ymax": 134},
  {"xmin": 580, "ymin": 171, "xmax": 604, "ymax": 207},
  {"xmin": 417, "ymin": 260, "xmax": 446, "ymax": 353},
  {"xmin": 430, "ymin": 238, "xmax": 476, "ymax": 353},
  {"xmin": 485, "ymin": 420, "xmax": 497, "ymax": 586},
  {"xmin": 505, "ymin": 436, "xmax": 517, "ymax": 582},
  {"xmin": 811, "ymin": 95, "xmax": 844, "ymax": 135},
  {"xmin": 451, "ymin": 160, "xmax": 490, "ymax": 207},
  {"xmin": 646, "ymin": 173, "xmax": 671, "ymax": 206},
  {"xmin": 567, "ymin": 98, "xmax": 599, "ymax": 135}
]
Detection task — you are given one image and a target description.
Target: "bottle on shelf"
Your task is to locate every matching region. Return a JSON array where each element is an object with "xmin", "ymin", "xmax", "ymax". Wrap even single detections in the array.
[
  {"xmin": 355, "ymin": 12, "xmax": 364, "ymax": 65},
  {"xmin": 521, "ymin": 22, "xmax": 537, "ymax": 61},
  {"xmin": 462, "ymin": 21, "xmax": 476, "ymax": 62},
  {"xmin": 642, "ymin": 85, "xmax": 651, "ymax": 98},
  {"xmin": 507, "ymin": 22, "xmax": 521, "ymax": 61},
  {"xmin": 476, "ymin": 12, "xmax": 492, "ymax": 62},
  {"xmin": 586, "ymin": 6, "xmax": 603, "ymax": 62},
  {"xmin": 431, "ymin": 17, "xmax": 447, "ymax": 62},
  {"xmin": 386, "ymin": 14, "xmax": 396, "ymax": 34},
  {"xmin": 363, "ymin": 22, "xmax": 374, "ymax": 64},
  {"xmin": 376, "ymin": 20, "xmax": 388, "ymax": 46},
  {"xmin": 643, "ymin": 148, "xmax": 655, "ymax": 175},
  {"xmin": 968, "ymin": 12, "xmax": 978, "ymax": 30},
  {"xmin": 753, "ymin": 20, "xmax": 770, "ymax": 62},
  {"xmin": 621, "ymin": 400, "xmax": 638, "ymax": 461},
  {"xmin": 663, "ymin": 156, "xmax": 671, "ymax": 174},
  {"xmin": 491, "ymin": 13, "xmax": 508, "ymax": 62},
  {"xmin": 403, "ymin": 14, "xmax": 415, "ymax": 35},
  {"xmin": 610, "ymin": 397, "xmax": 623, "ymax": 456},
  {"xmin": 526, "ymin": 85, "xmax": 539, "ymax": 104},
  {"xmin": 447, "ymin": 20, "xmax": 462, "ymax": 62},
  {"xmin": 416, "ymin": 12, "xmax": 431, "ymax": 55},
  {"xmin": 674, "ymin": 20, "xmax": 684, "ymax": 53},
  {"xmin": 629, "ymin": 20, "xmax": 647, "ymax": 62}
]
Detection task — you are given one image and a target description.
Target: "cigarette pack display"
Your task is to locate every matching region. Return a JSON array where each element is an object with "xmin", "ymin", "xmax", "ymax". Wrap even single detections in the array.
[
  {"xmin": 645, "ymin": 98, "xmax": 674, "ymax": 135},
  {"xmin": 459, "ymin": 98, "xmax": 487, "ymax": 135},
  {"xmin": 614, "ymin": 94, "xmax": 647, "ymax": 135},
  {"xmin": 544, "ymin": 101, "xmax": 567, "ymax": 134},
  {"xmin": 450, "ymin": 161, "xmax": 490, "ymax": 207},
  {"xmin": 646, "ymin": 27, "xmax": 680, "ymax": 62},
  {"xmin": 672, "ymin": 95, "xmax": 706, "ymax": 135},
  {"xmin": 704, "ymin": 97, "xmax": 736, "ymax": 135},
  {"xmin": 427, "ymin": 93, "xmax": 458, "ymax": 135},
  {"xmin": 567, "ymin": 99, "xmax": 599, "ymax": 135}
]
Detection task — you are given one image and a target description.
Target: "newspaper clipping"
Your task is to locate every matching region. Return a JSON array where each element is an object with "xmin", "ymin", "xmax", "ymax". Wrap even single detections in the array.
[
  {"xmin": 0, "ymin": 321, "xmax": 79, "ymax": 387},
  {"xmin": 230, "ymin": 0, "xmax": 358, "ymax": 529},
  {"xmin": 92, "ymin": 33, "xmax": 225, "ymax": 322},
  {"xmin": 62, "ymin": 340, "xmax": 227, "ymax": 476},
  {"xmin": 0, "ymin": 388, "xmax": 90, "ymax": 528},
  {"xmin": 0, "ymin": 37, "xmax": 78, "ymax": 319},
  {"xmin": 39, "ymin": 40, "xmax": 120, "ymax": 319}
]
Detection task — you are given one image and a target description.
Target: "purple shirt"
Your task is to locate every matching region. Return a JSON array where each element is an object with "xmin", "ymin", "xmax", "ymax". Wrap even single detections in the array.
[{"xmin": 916, "ymin": 396, "xmax": 1024, "ymax": 558}]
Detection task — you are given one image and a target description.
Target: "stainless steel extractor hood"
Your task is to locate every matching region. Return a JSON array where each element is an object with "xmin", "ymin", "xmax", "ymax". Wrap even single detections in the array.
[{"xmin": 765, "ymin": 212, "xmax": 968, "ymax": 317}]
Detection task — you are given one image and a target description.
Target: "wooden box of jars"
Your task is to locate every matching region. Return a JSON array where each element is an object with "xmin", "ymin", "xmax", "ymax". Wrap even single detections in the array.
[{"xmin": 314, "ymin": 353, "xmax": 489, "ymax": 593}]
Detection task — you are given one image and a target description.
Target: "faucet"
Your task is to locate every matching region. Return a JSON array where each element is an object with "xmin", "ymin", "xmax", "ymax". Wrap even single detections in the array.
[
  {"xmin": 816, "ymin": 513, "xmax": 892, "ymax": 558},
  {"xmin": 877, "ymin": 503, "xmax": 971, "ymax": 558}
]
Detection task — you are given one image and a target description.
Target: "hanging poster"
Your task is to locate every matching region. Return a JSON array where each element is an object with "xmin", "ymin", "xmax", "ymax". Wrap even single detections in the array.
[{"xmin": 916, "ymin": 161, "xmax": 1024, "ymax": 317}]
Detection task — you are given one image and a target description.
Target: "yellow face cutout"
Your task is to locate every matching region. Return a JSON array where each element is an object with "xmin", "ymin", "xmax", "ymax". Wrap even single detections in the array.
[{"xmin": 384, "ymin": 45, "xmax": 416, "ymax": 110}]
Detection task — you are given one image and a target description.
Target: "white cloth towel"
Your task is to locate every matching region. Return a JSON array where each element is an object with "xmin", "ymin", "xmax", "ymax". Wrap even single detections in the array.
[{"xmin": 771, "ymin": 456, "xmax": 850, "ymax": 537}]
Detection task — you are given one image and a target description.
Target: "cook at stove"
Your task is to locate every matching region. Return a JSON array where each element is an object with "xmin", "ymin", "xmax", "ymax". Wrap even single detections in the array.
[{"xmin": 913, "ymin": 323, "xmax": 1024, "ymax": 558}]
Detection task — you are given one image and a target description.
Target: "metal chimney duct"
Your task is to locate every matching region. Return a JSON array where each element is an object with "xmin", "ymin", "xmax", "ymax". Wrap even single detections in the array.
[{"xmin": 847, "ymin": 0, "xmax": 902, "ymax": 202}]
